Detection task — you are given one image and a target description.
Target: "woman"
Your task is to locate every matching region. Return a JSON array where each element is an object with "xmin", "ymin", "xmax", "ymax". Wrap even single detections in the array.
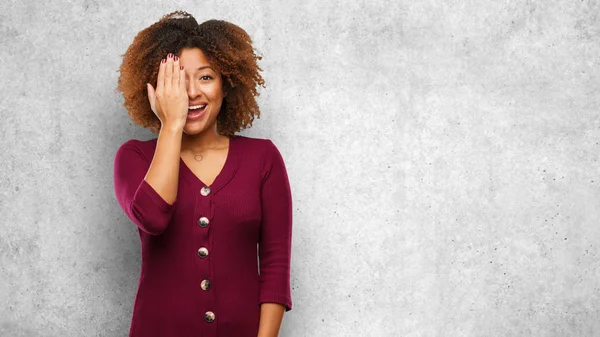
[{"xmin": 113, "ymin": 10, "xmax": 293, "ymax": 337}]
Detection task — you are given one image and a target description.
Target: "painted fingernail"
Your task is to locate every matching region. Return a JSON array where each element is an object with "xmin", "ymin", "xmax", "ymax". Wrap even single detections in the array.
[
  {"xmin": 180, "ymin": 65, "xmax": 184, "ymax": 70},
  {"xmin": 162, "ymin": 59, "xmax": 166, "ymax": 63},
  {"xmin": 168, "ymin": 53, "xmax": 173, "ymax": 58},
  {"xmin": 174, "ymin": 56, "xmax": 178, "ymax": 61}
]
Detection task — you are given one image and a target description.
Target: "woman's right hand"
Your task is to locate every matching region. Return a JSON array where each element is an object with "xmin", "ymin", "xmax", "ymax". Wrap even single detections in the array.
[{"xmin": 147, "ymin": 53, "xmax": 189, "ymax": 130}]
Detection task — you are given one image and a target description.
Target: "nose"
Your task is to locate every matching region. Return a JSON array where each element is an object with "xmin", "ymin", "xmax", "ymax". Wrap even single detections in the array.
[{"xmin": 186, "ymin": 79, "xmax": 200, "ymax": 100}]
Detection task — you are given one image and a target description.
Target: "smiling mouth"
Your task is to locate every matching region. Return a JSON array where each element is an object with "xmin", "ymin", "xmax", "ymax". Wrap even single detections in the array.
[
  {"xmin": 189, "ymin": 104, "xmax": 207, "ymax": 110},
  {"xmin": 187, "ymin": 104, "xmax": 207, "ymax": 119}
]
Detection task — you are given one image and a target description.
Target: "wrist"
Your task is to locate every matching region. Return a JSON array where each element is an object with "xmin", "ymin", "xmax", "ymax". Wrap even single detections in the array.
[{"xmin": 160, "ymin": 122, "xmax": 185, "ymax": 134}]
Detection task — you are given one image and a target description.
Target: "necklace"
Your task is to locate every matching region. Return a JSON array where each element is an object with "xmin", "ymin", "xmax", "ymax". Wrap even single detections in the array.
[{"xmin": 188, "ymin": 138, "xmax": 230, "ymax": 162}]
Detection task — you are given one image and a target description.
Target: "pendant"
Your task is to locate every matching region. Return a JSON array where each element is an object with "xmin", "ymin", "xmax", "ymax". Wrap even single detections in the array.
[{"xmin": 194, "ymin": 154, "xmax": 203, "ymax": 161}]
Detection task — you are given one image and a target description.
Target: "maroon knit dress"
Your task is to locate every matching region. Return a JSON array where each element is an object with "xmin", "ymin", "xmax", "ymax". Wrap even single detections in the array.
[{"xmin": 113, "ymin": 135, "xmax": 293, "ymax": 337}]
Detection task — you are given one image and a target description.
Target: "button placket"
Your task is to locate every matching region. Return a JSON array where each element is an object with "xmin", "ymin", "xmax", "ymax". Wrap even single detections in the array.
[{"xmin": 198, "ymin": 185, "xmax": 215, "ymax": 323}]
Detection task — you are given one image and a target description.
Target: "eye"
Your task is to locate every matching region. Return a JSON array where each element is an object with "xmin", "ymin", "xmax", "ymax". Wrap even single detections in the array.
[{"xmin": 200, "ymin": 75, "xmax": 213, "ymax": 81}]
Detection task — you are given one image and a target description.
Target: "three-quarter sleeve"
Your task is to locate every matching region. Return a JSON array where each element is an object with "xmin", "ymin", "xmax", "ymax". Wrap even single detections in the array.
[
  {"xmin": 113, "ymin": 141, "xmax": 176, "ymax": 236},
  {"xmin": 258, "ymin": 140, "xmax": 293, "ymax": 311}
]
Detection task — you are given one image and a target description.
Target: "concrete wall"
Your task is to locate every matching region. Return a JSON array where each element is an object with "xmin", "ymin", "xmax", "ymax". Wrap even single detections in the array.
[{"xmin": 1, "ymin": 0, "xmax": 599, "ymax": 336}]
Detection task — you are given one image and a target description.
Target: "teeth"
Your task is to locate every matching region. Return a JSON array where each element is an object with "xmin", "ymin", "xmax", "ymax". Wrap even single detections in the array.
[{"xmin": 189, "ymin": 104, "xmax": 206, "ymax": 110}]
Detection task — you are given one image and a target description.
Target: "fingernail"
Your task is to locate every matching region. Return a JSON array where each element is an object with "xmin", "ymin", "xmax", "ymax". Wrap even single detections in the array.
[
  {"xmin": 180, "ymin": 66, "xmax": 184, "ymax": 70},
  {"xmin": 168, "ymin": 53, "xmax": 173, "ymax": 58},
  {"xmin": 162, "ymin": 59, "xmax": 166, "ymax": 63},
  {"xmin": 174, "ymin": 56, "xmax": 178, "ymax": 61}
]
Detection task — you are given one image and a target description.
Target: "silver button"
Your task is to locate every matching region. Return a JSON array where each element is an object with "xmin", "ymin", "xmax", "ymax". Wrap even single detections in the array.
[
  {"xmin": 197, "ymin": 247, "xmax": 208, "ymax": 258},
  {"xmin": 201, "ymin": 279, "xmax": 211, "ymax": 291},
  {"xmin": 200, "ymin": 186, "xmax": 211, "ymax": 196},
  {"xmin": 198, "ymin": 217, "xmax": 209, "ymax": 228},
  {"xmin": 204, "ymin": 311, "xmax": 215, "ymax": 323}
]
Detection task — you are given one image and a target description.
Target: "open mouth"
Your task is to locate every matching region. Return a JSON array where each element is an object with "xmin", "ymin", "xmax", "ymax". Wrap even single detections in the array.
[{"xmin": 188, "ymin": 104, "xmax": 207, "ymax": 119}]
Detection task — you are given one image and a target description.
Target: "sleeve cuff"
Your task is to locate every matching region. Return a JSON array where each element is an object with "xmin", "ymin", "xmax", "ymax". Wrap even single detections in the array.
[
  {"xmin": 130, "ymin": 179, "xmax": 176, "ymax": 235},
  {"xmin": 135, "ymin": 179, "xmax": 176, "ymax": 212}
]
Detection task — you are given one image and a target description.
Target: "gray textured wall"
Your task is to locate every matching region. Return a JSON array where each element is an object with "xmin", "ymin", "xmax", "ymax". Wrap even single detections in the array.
[{"xmin": 1, "ymin": 0, "xmax": 599, "ymax": 336}]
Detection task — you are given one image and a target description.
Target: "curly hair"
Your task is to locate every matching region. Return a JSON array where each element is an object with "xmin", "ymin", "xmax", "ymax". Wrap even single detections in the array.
[{"xmin": 116, "ymin": 10, "xmax": 266, "ymax": 136}]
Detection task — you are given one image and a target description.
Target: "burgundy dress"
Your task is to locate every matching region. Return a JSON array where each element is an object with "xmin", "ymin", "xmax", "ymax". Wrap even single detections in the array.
[{"xmin": 113, "ymin": 135, "xmax": 293, "ymax": 336}]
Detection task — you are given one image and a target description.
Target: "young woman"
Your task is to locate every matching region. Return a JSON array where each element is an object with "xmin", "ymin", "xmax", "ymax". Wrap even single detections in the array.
[{"xmin": 113, "ymin": 11, "xmax": 293, "ymax": 337}]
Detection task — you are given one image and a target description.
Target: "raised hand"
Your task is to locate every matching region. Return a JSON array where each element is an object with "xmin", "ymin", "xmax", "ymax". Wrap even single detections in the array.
[{"xmin": 146, "ymin": 53, "xmax": 189, "ymax": 130}]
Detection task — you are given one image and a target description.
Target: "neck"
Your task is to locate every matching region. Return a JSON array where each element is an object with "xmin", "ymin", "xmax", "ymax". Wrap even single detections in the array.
[{"xmin": 181, "ymin": 125, "xmax": 229, "ymax": 152}]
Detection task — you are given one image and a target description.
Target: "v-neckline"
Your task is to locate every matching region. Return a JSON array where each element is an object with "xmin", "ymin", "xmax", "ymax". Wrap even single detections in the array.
[{"xmin": 178, "ymin": 135, "xmax": 240, "ymax": 192}]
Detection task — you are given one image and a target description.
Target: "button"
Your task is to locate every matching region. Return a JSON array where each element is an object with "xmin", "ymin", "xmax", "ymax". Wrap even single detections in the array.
[
  {"xmin": 201, "ymin": 279, "xmax": 211, "ymax": 291},
  {"xmin": 200, "ymin": 186, "xmax": 211, "ymax": 196},
  {"xmin": 197, "ymin": 247, "xmax": 209, "ymax": 258},
  {"xmin": 198, "ymin": 217, "xmax": 209, "ymax": 228},
  {"xmin": 205, "ymin": 311, "xmax": 215, "ymax": 323}
]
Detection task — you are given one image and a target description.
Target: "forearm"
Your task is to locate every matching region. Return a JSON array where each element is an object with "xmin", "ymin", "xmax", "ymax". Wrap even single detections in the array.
[
  {"xmin": 144, "ymin": 124, "xmax": 183, "ymax": 205},
  {"xmin": 257, "ymin": 303, "xmax": 285, "ymax": 337}
]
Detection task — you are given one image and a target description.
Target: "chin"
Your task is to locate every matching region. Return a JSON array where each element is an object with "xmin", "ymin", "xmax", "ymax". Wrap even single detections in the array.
[
  {"xmin": 183, "ymin": 119, "xmax": 218, "ymax": 135},
  {"xmin": 183, "ymin": 125, "xmax": 205, "ymax": 135}
]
